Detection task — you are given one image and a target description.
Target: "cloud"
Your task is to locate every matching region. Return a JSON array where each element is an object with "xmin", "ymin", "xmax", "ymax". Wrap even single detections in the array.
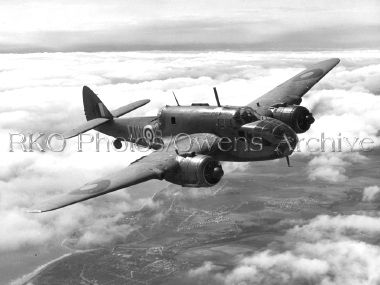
[
  {"xmin": 0, "ymin": 149, "xmax": 148, "ymax": 251},
  {"xmin": 0, "ymin": 0, "xmax": 379, "ymax": 52},
  {"xmin": 0, "ymin": 51, "xmax": 379, "ymax": 260},
  {"xmin": 300, "ymin": 88, "xmax": 380, "ymax": 145},
  {"xmin": 188, "ymin": 261, "xmax": 220, "ymax": 277},
  {"xmin": 362, "ymin": 185, "xmax": 380, "ymax": 202},
  {"xmin": 307, "ymin": 153, "xmax": 368, "ymax": 183},
  {"xmin": 221, "ymin": 162, "xmax": 250, "ymax": 174},
  {"xmin": 189, "ymin": 214, "xmax": 380, "ymax": 285}
]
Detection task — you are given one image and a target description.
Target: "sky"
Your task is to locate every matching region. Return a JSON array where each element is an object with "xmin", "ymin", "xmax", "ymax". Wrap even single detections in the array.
[{"xmin": 0, "ymin": 0, "xmax": 379, "ymax": 52}]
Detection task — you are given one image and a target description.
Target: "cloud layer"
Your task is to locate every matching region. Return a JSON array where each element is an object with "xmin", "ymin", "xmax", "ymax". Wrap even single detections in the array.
[
  {"xmin": 0, "ymin": 51, "xmax": 379, "ymax": 284},
  {"xmin": 0, "ymin": 0, "xmax": 379, "ymax": 52},
  {"xmin": 189, "ymin": 214, "xmax": 380, "ymax": 285}
]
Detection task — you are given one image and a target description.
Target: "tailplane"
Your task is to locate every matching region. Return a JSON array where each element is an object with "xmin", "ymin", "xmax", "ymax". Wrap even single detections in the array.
[
  {"xmin": 83, "ymin": 86, "xmax": 113, "ymax": 120},
  {"xmin": 63, "ymin": 86, "xmax": 151, "ymax": 139}
]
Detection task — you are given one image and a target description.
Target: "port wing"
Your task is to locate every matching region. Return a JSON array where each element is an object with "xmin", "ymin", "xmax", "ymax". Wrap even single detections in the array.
[{"xmin": 247, "ymin": 58, "xmax": 340, "ymax": 108}]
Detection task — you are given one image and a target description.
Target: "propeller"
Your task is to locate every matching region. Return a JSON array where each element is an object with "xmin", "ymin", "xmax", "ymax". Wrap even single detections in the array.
[{"xmin": 286, "ymin": 156, "xmax": 292, "ymax": 167}]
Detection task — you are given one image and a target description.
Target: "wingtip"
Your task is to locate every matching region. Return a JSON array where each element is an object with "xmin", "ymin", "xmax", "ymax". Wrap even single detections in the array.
[
  {"xmin": 319, "ymin": 58, "xmax": 340, "ymax": 65},
  {"xmin": 314, "ymin": 58, "xmax": 340, "ymax": 71},
  {"xmin": 330, "ymin": 58, "xmax": 340, "ymax": 64},
  {"xmin": 26, "ymin": 209, "xmax": 43, "ymax": 214}
]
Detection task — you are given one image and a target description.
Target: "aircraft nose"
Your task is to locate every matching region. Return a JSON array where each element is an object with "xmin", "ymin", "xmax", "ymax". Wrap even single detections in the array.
[
  {"xmin": 272, "ymin": 124, "xmax": 298, "ymax": 156},
  {"xmin": 241, "ymin": 118, "xmax": 299, "ymax": 157}
]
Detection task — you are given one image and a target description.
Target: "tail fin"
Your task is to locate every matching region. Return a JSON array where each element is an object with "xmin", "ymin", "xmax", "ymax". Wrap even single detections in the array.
[{"xmin": 82, "ymin": 86, "xmax": 113, "ymax": 121}]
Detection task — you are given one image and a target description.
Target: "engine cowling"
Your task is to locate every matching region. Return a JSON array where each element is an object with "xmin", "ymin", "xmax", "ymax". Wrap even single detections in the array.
[
  {"xmin": 164, "ymin": 155, "xmax": 224, "ymax": 187},
  {"xmin": 270, "ymin": 105, "xmax": 315, "ymax": 133}
]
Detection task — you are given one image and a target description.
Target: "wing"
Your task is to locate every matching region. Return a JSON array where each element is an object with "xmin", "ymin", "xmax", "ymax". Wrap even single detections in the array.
[
  {"xmin": 28, "ymin": 151, "xmax": 178, "ymax": 213},
  {"xmin": 247, "ymin": 58, "xmax": 340, "ymax": 108},
  {"xmin": 29, "ymin": 133, "xmax": 221, "ymax": 213}
]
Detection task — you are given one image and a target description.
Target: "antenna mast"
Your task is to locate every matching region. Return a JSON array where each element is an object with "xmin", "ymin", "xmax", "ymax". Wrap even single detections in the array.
[
  {"xmin": 213, "ymin": 87, "xmax": 221, "ymax": 107},
  {"xmin": 172, "ymin": 91, "xmax": 180, "ymax": 106}
]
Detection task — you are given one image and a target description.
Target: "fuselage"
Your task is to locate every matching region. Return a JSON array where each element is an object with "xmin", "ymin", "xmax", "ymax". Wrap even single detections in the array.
[{"xmin": 96, "ymin": 104, "xmax": 298, "ymax": 162}]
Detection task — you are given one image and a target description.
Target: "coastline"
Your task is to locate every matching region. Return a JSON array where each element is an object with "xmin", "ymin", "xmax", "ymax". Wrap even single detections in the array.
[
  {"xmin": 9, "ymin": 253, "xmax": 73, "ymax": 285},
  {"xmin": 9, "ymin": 242, "xmax": 102, "ymax": 285}
]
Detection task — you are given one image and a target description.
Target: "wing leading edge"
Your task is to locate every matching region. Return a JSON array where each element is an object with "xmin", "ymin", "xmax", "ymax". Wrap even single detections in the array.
[
  {"xmin": 28, "ymin": 151, "xmax": 178, "ymax": 213},
  {"xmin": 247, "ymin": 58, "xmax": 340, "ymax": 109}
]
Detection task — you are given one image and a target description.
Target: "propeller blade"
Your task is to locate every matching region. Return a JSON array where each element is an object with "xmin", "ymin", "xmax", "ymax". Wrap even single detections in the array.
[{"xmin": 286, "ymin": 156, "xmax": 292, "ymax": 167}]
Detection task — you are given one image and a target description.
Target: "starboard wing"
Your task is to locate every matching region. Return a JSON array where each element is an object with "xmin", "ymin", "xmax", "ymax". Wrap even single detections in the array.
[
  {"xmin": 29, "ymin": 133, "xmax": 221, "ymax": 212},
  {"xmin": 28, "ymin": 151, "xmax": 178, "ymax": 212}
]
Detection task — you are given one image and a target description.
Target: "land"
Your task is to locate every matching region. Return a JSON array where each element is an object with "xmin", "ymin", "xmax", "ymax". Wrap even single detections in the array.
[{"xmin": 26, "ymin": 151, "xmax": 380, "ymax": 284}]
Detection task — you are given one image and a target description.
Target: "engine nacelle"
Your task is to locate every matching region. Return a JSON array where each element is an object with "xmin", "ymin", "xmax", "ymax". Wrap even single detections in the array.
[
  {"xmin": 270, "ymin": 105, "xmax": 315, "ymax": 133},
  {"xmin": 164, "ymin": 155, "xmax": 224, "ymax": 187}
]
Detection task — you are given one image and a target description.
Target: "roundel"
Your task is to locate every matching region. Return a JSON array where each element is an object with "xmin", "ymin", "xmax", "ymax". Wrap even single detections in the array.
[
  {"xmin": 294, "ymin": 68, "xmax": 324, "ymax": 81},
  {"xmin": 71, "ymin": 180, "xmax": 111, "ymax": 195},
  {"xmin": 300, "ymin": 71, "xmax": 314, "ymax": 78},
  {"xmin": 143, "ymin": 125, "xmax": 155, "ymax": 142}
]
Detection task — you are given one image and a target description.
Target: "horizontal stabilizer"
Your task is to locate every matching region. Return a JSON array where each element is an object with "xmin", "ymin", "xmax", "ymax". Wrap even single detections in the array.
[
  {"xmin": 63, "ymin": 118, "xmax": 110, "ymax": 139},
  {"xmin": 111, "ymin": 99, "xmax": 150, "ymax": 118}
]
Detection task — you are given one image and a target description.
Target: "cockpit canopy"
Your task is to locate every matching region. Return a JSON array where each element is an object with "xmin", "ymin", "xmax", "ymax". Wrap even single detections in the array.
[{"xmin": 233, "ymin": 107, "xmax": 259, "ymax": 125}]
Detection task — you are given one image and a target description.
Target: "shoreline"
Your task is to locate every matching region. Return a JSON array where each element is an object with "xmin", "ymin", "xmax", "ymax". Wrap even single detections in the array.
[
  {"xmin": 9, "ymin": 252, "xmax": 73, "ymax": 285},
  {"xmin": 9, "ymin": 244, "xmax": 101, "ymax": 285}
]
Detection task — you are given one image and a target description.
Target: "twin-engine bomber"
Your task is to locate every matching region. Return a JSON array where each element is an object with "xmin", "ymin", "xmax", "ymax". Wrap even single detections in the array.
[{"xmin": 29, "ymin": 58, "xmax": 340, "ymax": 212}]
